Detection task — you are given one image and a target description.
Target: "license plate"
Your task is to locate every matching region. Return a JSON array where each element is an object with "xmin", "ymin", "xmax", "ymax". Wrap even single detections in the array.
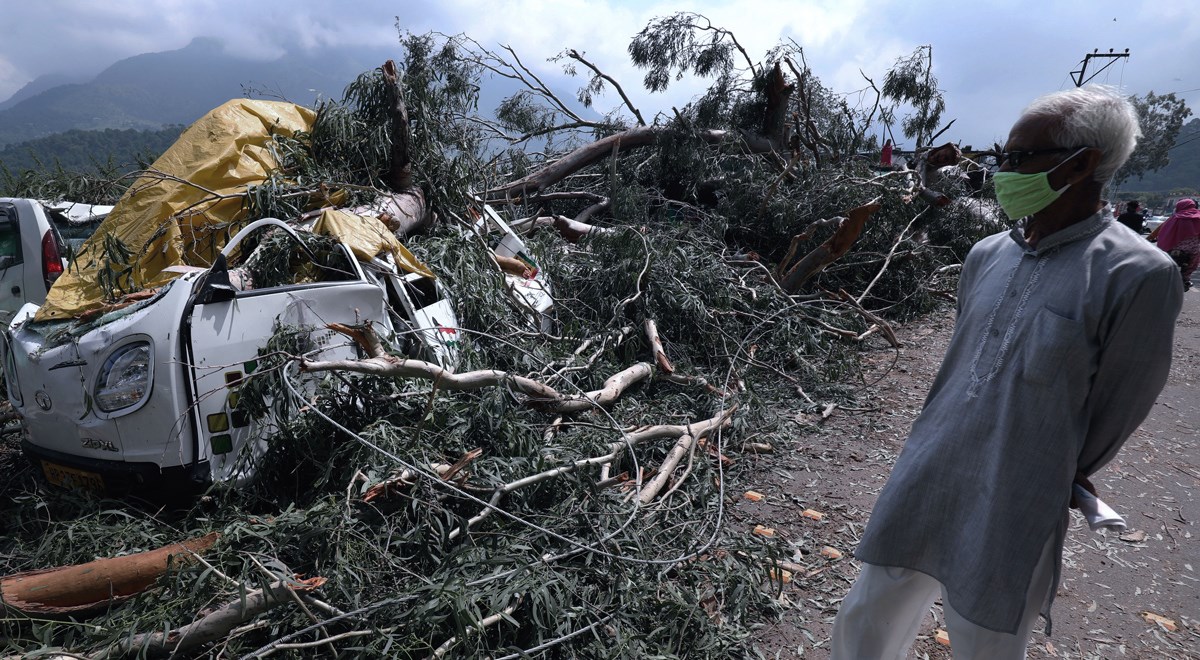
[{"xmin": 41, "ymin": 460, "xmax": 105, "ymax": 492}]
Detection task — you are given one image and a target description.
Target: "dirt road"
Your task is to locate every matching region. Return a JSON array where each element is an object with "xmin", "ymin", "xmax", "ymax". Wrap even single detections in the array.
[{"xmin": 748, "ymin": 292, "xmax": 1199, "ymax": 659}]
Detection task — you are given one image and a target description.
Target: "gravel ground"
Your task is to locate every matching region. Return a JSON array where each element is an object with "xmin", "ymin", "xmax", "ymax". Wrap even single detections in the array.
[{"xmin": 747, "ymin": 291, "xmax": 1200, "ymax": 659}]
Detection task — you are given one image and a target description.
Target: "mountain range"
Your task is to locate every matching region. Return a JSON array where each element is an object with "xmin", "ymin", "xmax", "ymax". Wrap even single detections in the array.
[{"xmin": 0, "ymin": 37, "xmax": 397, "ymax": 147}]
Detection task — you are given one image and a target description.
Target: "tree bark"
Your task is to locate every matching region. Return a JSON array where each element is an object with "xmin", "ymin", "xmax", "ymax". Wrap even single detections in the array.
[
  {"xmin": 93, "ymin": 577, "xmax": 326, "ymax": 659},
  {"xmin": 778, "ymin": 201, "xmax": 882, "ymax": 293},
  {"xmin": 483, "ymin": 126, "xmax": 777, "ymax": 203},
  {"xmin": 761, "ymin": 62, "xmax": 794, "ymax": 151},
  {"xmin": 0, "ymin": 533, "xmax": 219, "ymax": 616},
  {"xmin": 307, "ymin": 324, "xmax": 652, "ymax": 414},
  {"xmin": 378, "ymin": 60, "xmax": 431, "ymax": 236}
]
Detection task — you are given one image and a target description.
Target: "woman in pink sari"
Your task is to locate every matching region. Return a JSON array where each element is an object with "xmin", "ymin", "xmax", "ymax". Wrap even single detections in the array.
[{"xmin": 1152, "ymin": 198, "xmax": 1200, "ymax": 290}]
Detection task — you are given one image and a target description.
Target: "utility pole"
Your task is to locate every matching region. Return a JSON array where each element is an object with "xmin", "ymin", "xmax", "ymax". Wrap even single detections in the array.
[{"xmin": 1070, "ymin": 49, "xmax": 1130, "ymax": 87}]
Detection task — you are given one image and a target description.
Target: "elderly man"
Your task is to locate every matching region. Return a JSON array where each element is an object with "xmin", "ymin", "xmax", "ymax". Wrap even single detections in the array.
[{"xmin": 831, "ymin": 86, "xmax": 1183, "ymax": 658}]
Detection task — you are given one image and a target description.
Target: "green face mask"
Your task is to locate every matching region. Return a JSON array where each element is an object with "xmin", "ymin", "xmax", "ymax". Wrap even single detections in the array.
[{"xmin": 992, "ymin": 148, "xmax": 1085, "ymax": 221}]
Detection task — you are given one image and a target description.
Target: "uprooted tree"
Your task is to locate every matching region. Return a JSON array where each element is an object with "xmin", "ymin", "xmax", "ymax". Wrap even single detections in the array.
[{"xmin": 0, "ymin": 15, "xmax": 1003, "ymax": 659}]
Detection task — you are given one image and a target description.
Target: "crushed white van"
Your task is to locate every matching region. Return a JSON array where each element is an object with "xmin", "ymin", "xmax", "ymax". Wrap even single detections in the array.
[
  {"xmin": 0, "ymin": 97, "xmax": 473, "ymax": 495},
  {"xmin": 5, "ymin": 216, "xmax": 459, "ymax": 494}
]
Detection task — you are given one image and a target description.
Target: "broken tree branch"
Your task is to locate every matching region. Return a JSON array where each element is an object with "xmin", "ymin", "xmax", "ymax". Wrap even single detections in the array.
[
  {"xmin": 833, "ymin": 288, "xmax": 900, "ymax": 348},
  {"xmin": 92, "ymin": 577, "xmax": 326, "ymax": 659},
  {"xmin": 778, "ymin": 201, "xmax": 882, "ymax": 293},
  {"xmin": 309, "ymin": 324, "xmax": 652, "ymax": 414},
  {"xmin": 0, "ymin": 533, "xmax": 219, "ymax": 616},
  {"xmin": 379, "ymin": 60, "xmax": 431, "ymax": 236},
  {"xmin": 638, "ymin": 434, "xmax": 696, "ymax": 504},
  {"xmin": 565, "ymin": 49, "xmax": 646, "ymax": 126},
  {"xmin": 644, "ymin": 318, "xmax": 675, "ymax": 374}
]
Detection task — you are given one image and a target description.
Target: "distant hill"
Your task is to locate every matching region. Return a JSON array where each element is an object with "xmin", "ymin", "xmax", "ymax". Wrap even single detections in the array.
[
  {"xmin": 0, "ymin": 37, "xmax": 398, "ymax": 146},
  {"xmin": 0, "ymin": 72, "xmax": 91, "ymax": 111},
  {"xmin": 1127, "ymin": 118, "xmax": 1200, "ymax": 192},
  {"xmin": 0, "ymin": 126, "xmax": 184, "ymax": 177}
]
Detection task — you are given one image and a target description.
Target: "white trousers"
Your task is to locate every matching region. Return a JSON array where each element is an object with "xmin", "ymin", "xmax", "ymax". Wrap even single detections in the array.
[{"xmin": 830, "ymin": 534, "xmax": 1056, "ymax": 660}]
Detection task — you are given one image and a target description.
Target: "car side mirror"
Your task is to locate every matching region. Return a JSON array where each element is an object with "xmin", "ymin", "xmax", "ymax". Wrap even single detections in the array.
[{"xmin": 196, "ymin": 253, "xmax": 237, "ymax": 304}]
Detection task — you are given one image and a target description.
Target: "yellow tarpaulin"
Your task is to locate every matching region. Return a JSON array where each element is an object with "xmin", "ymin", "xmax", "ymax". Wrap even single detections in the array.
[
  {"xmin": 36, "ymin": 99, "xmax": 317, "ymax": 322},
  {"xmin": 312, "ymin": 209, "xmax": 435, "ymax": 279}
]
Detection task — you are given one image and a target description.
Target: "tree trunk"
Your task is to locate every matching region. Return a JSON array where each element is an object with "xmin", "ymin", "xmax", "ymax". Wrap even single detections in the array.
[
  {"xmin": 484, "ymin": 126, "xmax": 778, "ymax": 203},
  {"xmin": 761, "ymin": 62, "xmax": 794, "ymax": 151},
  {"xmin": 379, "ymin": 60, "xmax": 432, "ymax": 236},
  {"xmin": 0, "ymin": 533, "xmax": 218, "ymax": 616}
]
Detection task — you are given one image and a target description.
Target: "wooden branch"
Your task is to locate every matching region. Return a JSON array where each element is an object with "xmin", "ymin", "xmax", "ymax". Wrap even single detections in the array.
[
  {"xmin": 833, "ymin": 288, "xmax": 900, "ymax": 348},
  {"xmin": 381, "ymin": 60, "xmax": 413, "ymax": 192},
  {"xmin": 550, "ymin": 215, "xmax": 612, "ymax": 243},
  {"xmin": 484, "ymin": 125, "xmax": 775, "ymax": 202},
  {"xmin": 638, "ymin": 434, "xmax": 697, "ymax": 504},
  {"xmin": 771, "ymin": 216, "xmax": 844, "ymax": 282},
  {"xmin": 486, "ymin": 126, "xmax": 658, "ymax": 201},
  {"xmin": 927, "ymin": 119, "xmax": 957, "ymax": 146},
  {"xmin": 0, "ymin": 533, "xmax": 218, "ymax": 616},
  {"xmin": 447, "ymin": 407, "xmax": 735, "ymax": 539},
  {"xmin": 92, "ymin": 577, "xmax": 326, "ymax": 659},
  {"xmin": 574, "ymin": 199, "xmax": 610, "ymax": 225},
  {"xmin": 855, "ymin": 207, "xmax": 927, "ymax": 305},
  {"xmin": 643, "ymin": 318, "xmax": 675, "ymax": 374},
  {"xmin": 326, "ymin": 322, "xmax": 386, "ymax": 359},
  {"xmin": 761, "ymin": 62, "xmax": 795, "ymax": 150},
  {"xmin": 308, "ymin": 325, "xmax": 651, "ymax": 414},
  {"xmin": 441, "ymin": 448, "xmax": 482, "ymax": 482},
  {"xmin": 428, "ymin": 596, "xmax": 522, "ymax": 659},
  {"xmin": 375, "ymin": 61, "xmax": 431, "ymax": 236},
  {"xmin": 351, "ymin": 190, "xmax": 430, "ymax": 237},
  {"xmin": 619, "ymin": 406, "xmax": 736, "ymax": 453},
  {"xmin": 566, "ymin": 49, "xmax": 646, "ymax": 126},
  {"xmin": 541, "ymin": 325, "xmax": 635, "ymax": 383},
  {"xmin": 778, "ymin": 201, "xmax": 882, "ymax": 293},
  {"xmin": 361, "ymin": 463, "xmax": 452, "ymax": 503}
]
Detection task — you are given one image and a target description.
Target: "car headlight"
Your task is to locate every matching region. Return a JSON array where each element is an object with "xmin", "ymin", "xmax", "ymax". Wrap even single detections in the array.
[{"xmin": 95, "ymin": 342, "xmax": 151, "ymax": 412}]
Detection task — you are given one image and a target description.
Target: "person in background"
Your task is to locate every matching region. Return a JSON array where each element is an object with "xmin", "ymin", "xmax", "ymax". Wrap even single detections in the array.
[
  {"xmin": 831, "ymin": 85, "xmax": 1182, "ymax": 659},
  {"xmin": 1116, "ymin": 200, "xmax": 1145, "ymax": 233},
  {"xmin": 1151, "ymin": 198, "xmax": 1200, "ymax": 291}
]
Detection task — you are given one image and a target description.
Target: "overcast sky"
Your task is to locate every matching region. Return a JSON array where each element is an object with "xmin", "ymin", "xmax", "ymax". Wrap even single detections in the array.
[{"xmin": 2, "ymin": 0, "xmax": 1197, "ymax": 149}]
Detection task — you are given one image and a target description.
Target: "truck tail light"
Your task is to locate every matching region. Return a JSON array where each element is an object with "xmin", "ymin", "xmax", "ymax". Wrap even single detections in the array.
[{"xmin": 41, "ymin": 229, "xmax": 64, "ymax": 289}]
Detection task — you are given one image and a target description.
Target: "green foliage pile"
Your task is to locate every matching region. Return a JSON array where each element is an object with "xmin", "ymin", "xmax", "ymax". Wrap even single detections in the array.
[{"xmin": 0, "ymin": 21, "xmax": 1000, "ymax": 659}]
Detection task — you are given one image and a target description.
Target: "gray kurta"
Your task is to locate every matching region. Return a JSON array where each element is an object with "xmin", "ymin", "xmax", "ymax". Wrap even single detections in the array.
[{"xmin": 854, "ymin": 211, "xmax": 1183, "ymax": 634}]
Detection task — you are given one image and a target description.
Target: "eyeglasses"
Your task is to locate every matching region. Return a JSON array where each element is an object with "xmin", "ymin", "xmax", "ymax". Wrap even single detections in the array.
[{"xmin": 998, "ymin": 147, "xmax": 1086, "ymax": 169}]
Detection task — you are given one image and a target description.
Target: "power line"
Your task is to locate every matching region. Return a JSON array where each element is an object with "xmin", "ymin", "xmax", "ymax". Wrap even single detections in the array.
[{"xmin": 1070, "ymin": 49, "xmax": 1130, "ymax": 87}]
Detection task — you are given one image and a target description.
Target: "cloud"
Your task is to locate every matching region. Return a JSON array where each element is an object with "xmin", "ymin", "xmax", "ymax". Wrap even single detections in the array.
[{"xmin": 0, "ymin": 0, "xmax": 1194, "ymax": 148}]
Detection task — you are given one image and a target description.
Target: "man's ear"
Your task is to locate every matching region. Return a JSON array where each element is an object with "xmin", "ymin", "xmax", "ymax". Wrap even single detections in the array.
[{"xmin": 1064, "ymin": 147, "xmax": 1103, "ymax": 185}]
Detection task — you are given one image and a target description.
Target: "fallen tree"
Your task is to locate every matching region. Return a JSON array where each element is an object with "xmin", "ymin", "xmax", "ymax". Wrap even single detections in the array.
[{"xmin": 0, "ymin": 16, "xmax": 998, "ymax": 660}]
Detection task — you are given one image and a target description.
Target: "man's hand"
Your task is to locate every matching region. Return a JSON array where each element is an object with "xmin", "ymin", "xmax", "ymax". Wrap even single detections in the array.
[{"xmin": 1070, "ymin": 472, "xmax": 1098, "ymax": 509}]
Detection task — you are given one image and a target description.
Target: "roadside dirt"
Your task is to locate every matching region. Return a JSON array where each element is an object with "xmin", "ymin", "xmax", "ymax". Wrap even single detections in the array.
[{"xmin": 747, "ymin": 293, "xmax": 1200, "ymax": 659}]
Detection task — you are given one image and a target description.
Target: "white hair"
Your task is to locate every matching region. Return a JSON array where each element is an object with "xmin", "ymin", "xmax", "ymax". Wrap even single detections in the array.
[{"xmin": 1020, "ymin": 85, "xmax": 1141, "ymax": 182}]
